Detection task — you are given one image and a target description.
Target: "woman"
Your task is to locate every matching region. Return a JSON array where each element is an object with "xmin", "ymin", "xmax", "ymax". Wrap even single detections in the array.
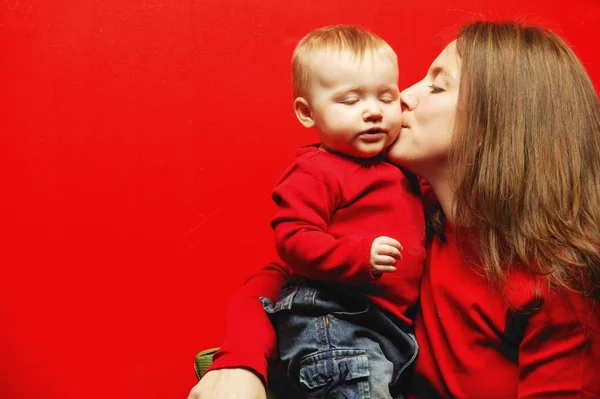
[{"xmin": 189, "ymin": 21, "xmax": 600, "ymax": 398}]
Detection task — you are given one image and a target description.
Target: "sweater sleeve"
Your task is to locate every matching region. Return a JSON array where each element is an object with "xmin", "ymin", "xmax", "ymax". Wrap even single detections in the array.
[
  {"xmin": 271, "ymin": 164, "xmax": 376, "ymax": 284},
  {"xmin": 207, "ymin": 261, "xmax": 291, "ymax": 385},
  {"xmin": 517, "ymin": 290, "xmax": 600, "ymax": 398}
]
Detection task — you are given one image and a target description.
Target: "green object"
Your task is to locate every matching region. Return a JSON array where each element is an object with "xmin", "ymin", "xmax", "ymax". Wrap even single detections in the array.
[
  {"xmin": 194, "ymin": 347, "xmax": 220, "ymax": 380},
  {"xmin": 194, "ymin": 348, "xmax": 277, "ymax": 399}
]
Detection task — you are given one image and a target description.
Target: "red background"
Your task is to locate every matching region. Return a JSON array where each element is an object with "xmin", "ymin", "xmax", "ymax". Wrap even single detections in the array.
[{"xmin": 1, "ymin": 1, "xmax": 598, "ymax": 398}]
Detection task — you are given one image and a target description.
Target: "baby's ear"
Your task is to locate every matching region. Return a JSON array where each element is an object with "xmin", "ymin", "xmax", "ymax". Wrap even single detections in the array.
[{"xmin": 293, "ymin": 97, "xmax": 314, "ymax": 128}]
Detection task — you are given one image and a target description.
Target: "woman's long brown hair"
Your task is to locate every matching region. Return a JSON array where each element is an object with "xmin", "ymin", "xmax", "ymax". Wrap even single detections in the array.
[{"xmin": 449, "ymin": 21, "xmax": 600, "ymax": 299}]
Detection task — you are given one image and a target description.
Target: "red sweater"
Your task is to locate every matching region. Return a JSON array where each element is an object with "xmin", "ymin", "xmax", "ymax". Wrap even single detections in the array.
[
  {"xmin": 409, "ymin": 222, "xmax": 600, "ymax": 398},
  {"xmin": 211, "ymin": 244, "xmax": 600, "ymax": 399},
  {"xmin": 270, "ymin": 145, "xmax": 426, "ymax": 322},
  {"xmin": 209, "ymin": 236, "xmax": 600, "ymax": 397},
  {"xmin": 208, "ymin": 174, "xmax": 600, "ymax": 396}
]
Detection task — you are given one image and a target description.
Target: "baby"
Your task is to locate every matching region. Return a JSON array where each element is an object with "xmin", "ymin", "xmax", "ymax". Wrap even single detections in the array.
[{"xmin": 262, "ymin": 25, "xmax": 426, "ymax": 398}]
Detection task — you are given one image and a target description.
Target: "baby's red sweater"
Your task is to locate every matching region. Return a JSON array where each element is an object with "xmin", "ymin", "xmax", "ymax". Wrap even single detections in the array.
[{"xmin": 270, "ymin": 145, "xmax": 426, "ymax": 323}]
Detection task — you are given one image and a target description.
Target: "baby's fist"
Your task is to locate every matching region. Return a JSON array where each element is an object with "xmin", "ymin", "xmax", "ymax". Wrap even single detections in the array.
[{"xmin": 370, "ymin": 236, "xmax": 403, "ymax": 275}]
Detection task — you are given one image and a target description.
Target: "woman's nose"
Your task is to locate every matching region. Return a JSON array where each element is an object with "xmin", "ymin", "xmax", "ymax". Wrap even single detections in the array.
[{"xmin": 400, "ymin": 89, "xmax": 417, "ymax": 111}]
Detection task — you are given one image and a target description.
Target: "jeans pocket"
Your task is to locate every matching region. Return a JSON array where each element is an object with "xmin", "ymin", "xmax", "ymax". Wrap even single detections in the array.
[
  {"xmin": 260, "ymin": 283, "xmax": 300, "ymax": 314},
  {"xmin": 310, "ymin": 285, "xmax": 371, "ymax": 317},
  {"xmin": 298, "ymin": 349, "xmax": 370, "ymax": 399}
]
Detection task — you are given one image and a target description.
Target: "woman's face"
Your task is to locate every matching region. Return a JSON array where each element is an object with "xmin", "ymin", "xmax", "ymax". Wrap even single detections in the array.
[{"xmin": 386, "ymin": 41, "xmax": 461, "ymax": 179}]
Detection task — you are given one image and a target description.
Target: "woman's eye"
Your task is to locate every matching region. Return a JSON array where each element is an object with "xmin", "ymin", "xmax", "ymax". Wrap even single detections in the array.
[{"xmin": 428, "ymin": 84, "xmax": 445, "ymax": 94}]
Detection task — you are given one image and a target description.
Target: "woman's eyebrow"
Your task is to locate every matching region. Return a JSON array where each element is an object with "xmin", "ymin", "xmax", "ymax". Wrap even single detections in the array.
[{"xmin": 430, "ymin": 66, "xmax": 456, "ymax": 82}]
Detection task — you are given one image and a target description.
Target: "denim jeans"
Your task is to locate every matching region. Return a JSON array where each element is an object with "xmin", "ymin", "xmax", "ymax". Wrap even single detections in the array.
[{"xmin": 261, "ymin": 278, "xmax": 418, "ymax": 399}]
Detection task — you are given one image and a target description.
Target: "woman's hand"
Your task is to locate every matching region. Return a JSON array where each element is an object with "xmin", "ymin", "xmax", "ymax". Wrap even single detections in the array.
[{"xmin": 187, "ymin": 368, "xmax": 267, "ymax": 399}]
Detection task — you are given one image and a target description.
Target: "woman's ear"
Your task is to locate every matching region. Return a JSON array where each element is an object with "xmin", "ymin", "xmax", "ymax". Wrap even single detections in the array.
[{"xmin": 294, "ymin": 97, "xmax": 315, "ymax": 128}]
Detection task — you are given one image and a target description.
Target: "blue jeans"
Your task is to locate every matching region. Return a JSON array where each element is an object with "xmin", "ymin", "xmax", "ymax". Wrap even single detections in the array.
[{"xmin": 261, "ymin": 278, "xmax": 418, "ymax": 399}]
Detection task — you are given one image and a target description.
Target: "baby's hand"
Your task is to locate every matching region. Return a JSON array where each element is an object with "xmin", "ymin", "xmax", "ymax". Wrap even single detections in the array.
[{"xmin": 370, "ymin": 236, "xmax": 402, "ymax": 275}]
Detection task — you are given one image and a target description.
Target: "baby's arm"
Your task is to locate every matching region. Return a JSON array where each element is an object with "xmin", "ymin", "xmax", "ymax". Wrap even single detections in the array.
[{"xmin": 272, "ymin": 164, "xmax": 398, "ymax": 284}]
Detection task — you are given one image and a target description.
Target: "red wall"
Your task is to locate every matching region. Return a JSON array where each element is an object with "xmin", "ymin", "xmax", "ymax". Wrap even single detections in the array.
[{"xmin": 1, "ymin": 1, "xmax": 598, "ymax": 398}]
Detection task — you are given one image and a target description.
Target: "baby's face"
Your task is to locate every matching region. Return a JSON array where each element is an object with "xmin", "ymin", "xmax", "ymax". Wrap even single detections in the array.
[{"xmin": 304, "ymin": 50, "xmax": 402, "ymax": 158}]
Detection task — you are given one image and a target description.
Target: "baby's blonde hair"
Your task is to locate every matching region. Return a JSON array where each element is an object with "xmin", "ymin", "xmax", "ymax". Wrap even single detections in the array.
[{"xmin": 291, "ymin": 25, "xmax": 397, "ymax": 98}]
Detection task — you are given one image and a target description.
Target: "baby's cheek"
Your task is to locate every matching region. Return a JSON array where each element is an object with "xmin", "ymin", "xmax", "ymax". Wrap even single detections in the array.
[
  {"xmin": 387, "ymin": 129, "xmax": 401, "ymax": 145},
  {"xmin": 388, "ymin": 107, "xmax": 403, "ymax": 126},
  {"xmin": 383, "ymin": 137, "xmax": 405, "ymax": 164}
]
